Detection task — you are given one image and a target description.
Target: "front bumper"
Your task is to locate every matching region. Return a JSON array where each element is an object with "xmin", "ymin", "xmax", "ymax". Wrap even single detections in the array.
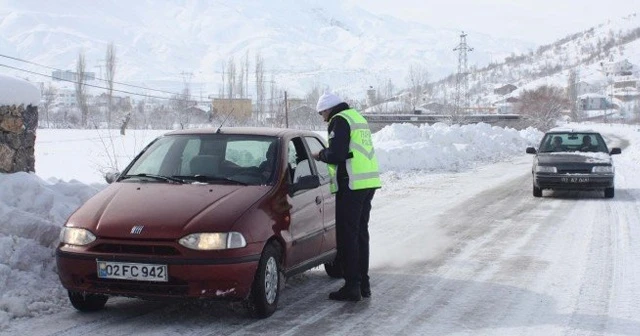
[
  {"xmin": 534, "ymin": 173, "xmax": 614, "ymax": 190},
  {"xmin": 56, "ymin": 247, "xmax": 260, "ymax": 300}
]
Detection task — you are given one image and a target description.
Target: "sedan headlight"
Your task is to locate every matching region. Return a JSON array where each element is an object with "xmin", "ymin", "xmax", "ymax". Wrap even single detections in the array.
[
  {"xmin": 536, "ymin": 165, "xmax": 557, "ymax": 173},
  {"xmin": 592, "ymin": 166, "xmax": 614, "ymax": 173},
  {"xmin": 179, "ymin": 232, "xmax": 247, "ymax": 250},
  {"xmin": 59, "ymin": 227, "xmax": 96, "ymax": 246}
]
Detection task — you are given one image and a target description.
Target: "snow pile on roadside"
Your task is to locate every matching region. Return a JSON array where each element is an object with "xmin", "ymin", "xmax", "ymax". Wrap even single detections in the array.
[
  {"xmin": 374, "ymin": 122, "xmax": 542, "ymax": 173},
  {"xmin": 0, "ymin": 173, "xmax": 101, "ymax": 328}
]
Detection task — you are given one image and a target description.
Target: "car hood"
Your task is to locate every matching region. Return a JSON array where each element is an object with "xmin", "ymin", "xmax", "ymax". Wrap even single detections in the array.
[
  {"xmin": 537, "ymin": 152, "xmax": 612, "ymax": 165},
  {"xmin": 66, "ymin": 182, "xmax": 270, "ymax": 239}
]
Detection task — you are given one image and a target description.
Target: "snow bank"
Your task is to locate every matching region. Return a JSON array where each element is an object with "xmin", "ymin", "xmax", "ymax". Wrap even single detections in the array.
[{"xmin": 0, "ymin": 74, "xmax": 41, "ymax": 106}]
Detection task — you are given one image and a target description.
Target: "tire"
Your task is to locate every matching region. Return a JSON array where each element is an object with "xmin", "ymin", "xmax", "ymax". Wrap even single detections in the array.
[
  {"xmin": 533, "ymin": 185, "xmax": 542, "ymax": 197},
  {"xmin": 604, "ymin": 187, "xmax": 614, "ymax": 198},
  {"xmin": 248, "ymin": 243, "xmax": 281, "ymax": 318},
  {"xmin": 324, "ymin": 257, "xmax": 343, "ymax": 279},
  {"xmin": 68, "ymin": 291, "xmax": 108, "ymax": 312}
]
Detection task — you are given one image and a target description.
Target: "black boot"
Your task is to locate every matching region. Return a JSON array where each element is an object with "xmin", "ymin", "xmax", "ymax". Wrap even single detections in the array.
[
  {"xmin": 329, "ymin": 285, "xmax": 361, "ymax": 302},
  {"xmin": 361, "ymin": 282, "xmax": 371, "ymax": 298}
]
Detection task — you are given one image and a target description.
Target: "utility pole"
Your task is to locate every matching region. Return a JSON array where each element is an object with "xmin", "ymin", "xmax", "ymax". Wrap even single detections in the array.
[
  {"xmin": 453, "ymin": 31, "xmax": 473, "ymax": 120},
  {"xmin": 284, "ymin": 90, "xmax": 289, "ymax": 128}
]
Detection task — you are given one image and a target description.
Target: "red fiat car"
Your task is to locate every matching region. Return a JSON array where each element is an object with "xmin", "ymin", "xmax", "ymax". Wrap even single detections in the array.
[{"xmin": 56, "ymin": 127, "xmax": 341, "ymax": 318}]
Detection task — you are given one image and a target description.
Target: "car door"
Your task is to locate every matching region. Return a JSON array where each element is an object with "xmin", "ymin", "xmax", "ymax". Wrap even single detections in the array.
[
  {"xmin": 286, "ymin": 137, "xmax": 324, "ymax": 267},
  {"xmin": 304, "ymin": 135, "xmax": 336, "ymax": 254}
]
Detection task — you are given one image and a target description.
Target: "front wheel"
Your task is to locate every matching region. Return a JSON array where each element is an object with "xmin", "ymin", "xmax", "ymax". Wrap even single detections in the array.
[
  {"xmin": 68, "ymin": 291, "xmax": 108, "ymax": 312},
  {"xmin": 247, "ymin": 243, "xmax": 282, "ymax": 318},
  {"xmin": 533, "ymin": 185, "xmax": 542, "ymax": 197},
  {"xmin": 604, "ymin": 187, "xmax": 614, "ymax": 198}
]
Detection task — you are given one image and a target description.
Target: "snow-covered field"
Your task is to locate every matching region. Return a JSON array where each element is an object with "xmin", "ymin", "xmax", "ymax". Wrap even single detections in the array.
[{"xmin": 2, "ymin": 121, "xmax": 640, "ymax": 335}]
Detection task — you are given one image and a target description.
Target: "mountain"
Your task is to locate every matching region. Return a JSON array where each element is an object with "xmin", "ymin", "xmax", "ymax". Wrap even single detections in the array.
[
  {"xmin": 429, "ymin": 13, "xmax": 640, "ymax": 109},
  {"xmin": 0, "ymin": 0, "xmax": 533, "ymax": 99}
]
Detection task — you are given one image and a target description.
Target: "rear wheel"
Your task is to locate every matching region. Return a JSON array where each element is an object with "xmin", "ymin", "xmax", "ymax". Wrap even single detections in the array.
[
  {"xmin": 324, "ymin": 257, "xmax": 343, "ymax": 278},
  {"xmin": 533, "ymin": 185, "xmax": 542, "ymax": 197},
  {"xmin": 604, "ymin": 187, "xmax": 614, "ymax": 198},
  {"xmin": 247, "ymin": 243, "xmax": 281, "ymax": 318},
  {"xmin": 68, "ymin": 291, "xmax": 108, "ymax": 312}
]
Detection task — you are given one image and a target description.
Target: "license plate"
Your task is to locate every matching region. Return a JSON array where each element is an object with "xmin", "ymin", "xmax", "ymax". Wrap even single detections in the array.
[
  {"xmin": 97, "ymin": 261, "xmax": 168, "ymax": 282},
  {"xmin": 561, "ymin": 177, "xmax": 590, "ymax": 183}
]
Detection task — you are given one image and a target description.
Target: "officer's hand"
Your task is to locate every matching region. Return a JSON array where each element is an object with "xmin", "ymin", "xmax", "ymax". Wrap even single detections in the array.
[{"xmin": 312, "ymin": 152, "xmax": 320, "ymax": 160}]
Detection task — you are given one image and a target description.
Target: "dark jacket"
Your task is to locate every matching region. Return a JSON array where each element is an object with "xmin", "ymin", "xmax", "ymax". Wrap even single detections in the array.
[{"xmin": 318, "ymin": 103, "xmax": 351, "ymax": 189}]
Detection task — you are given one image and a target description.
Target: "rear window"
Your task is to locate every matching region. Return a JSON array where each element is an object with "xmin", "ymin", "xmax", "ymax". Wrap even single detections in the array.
[{"xmin": 539, "ymin": 132, "xmax": 608, "ymax": 153}]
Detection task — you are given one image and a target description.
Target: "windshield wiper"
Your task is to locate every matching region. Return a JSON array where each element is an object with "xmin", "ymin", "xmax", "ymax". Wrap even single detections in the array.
[
  {"xmin": 174, "ymin": 175, "xmax": 248, "ymax": 185},
  {"xmin": 120, "ymin": 173, "xmax": 185, "ymax": 184}
]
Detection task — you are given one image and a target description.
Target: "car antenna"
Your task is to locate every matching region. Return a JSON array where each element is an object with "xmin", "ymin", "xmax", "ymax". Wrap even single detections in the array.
[{"xmin": 216, "ymin": 108, "xmax": 235, "ymax": 134}]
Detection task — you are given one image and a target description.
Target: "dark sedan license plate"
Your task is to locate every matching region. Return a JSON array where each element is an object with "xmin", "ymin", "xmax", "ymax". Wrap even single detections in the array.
[
  {"xmin": 561, "ymin": 177, "xmax": 590, "ymax": 183},
  {"xmin": 97, "ymin": 261, "xmax": 168, "ymax": 282}
]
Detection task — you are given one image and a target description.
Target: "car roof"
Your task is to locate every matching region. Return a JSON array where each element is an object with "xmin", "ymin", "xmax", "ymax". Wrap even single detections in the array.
[
  {"xmin": 164, "ymin": 127, "xmax": 321, "ymax": 138},
  {"xmin": 546, "ymin": 127, "xmax": 597, "ymax": 134}
]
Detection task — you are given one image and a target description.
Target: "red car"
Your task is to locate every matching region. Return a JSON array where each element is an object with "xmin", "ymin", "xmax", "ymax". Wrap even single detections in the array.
[{"xmin": 56, "ymin": 127, "xmax": 341, "ymax": 318}]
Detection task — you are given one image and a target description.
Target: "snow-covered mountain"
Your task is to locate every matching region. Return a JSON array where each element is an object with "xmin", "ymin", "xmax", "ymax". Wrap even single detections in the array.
[
  {"xmin": 0, "ymin": 0, "xmax": 533, "ymax": 98},
  {"xmin": 430, "ymin": 13, "xmax": 640, "ymax": 108}
]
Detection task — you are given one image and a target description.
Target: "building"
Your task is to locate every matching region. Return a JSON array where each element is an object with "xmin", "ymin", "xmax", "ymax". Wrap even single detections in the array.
[
  {"xmin": 212, "ymin": 98, "xmax": 252, "ymax": 121},
  {"xmin": 601, "ymin": 59, "xmax": 634, "ymax": 77},
  {"xmin": 579, "ymin": 93, "xmax": 611, "ymax": 110},
  {"xmin": 51, "ymin": 70, "xmax": 96, "ymax": 82},
  {"xmin": 493, "ymin": 84, "xmax": 517, "ymax": 96}
]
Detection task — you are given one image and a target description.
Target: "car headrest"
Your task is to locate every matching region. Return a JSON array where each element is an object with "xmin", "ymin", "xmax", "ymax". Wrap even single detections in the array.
[{"xmin": 190, "ymin": 155, "xmax": 220, "ymax": 176}]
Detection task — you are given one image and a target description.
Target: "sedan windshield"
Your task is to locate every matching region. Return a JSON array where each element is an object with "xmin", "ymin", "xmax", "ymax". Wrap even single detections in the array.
[
  {"xmin": 539, "ymin": 133, "xmax": 608, "ymax": 153},
  {"xmin": 123, "ymin": 134, "xmax": 278, "ymax": 185}
]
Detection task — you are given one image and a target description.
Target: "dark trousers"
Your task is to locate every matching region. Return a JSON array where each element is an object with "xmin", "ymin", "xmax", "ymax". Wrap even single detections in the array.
[{"xmin": 335, "ymin": 187, "xmax": 376, "ymax": 287}]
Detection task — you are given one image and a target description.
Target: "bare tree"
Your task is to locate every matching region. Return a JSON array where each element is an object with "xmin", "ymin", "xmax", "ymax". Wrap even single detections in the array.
[
  {"xmin": 75, "ymin": 52, "xmax": 90, "ymax": 128},
  {"xmin": 105, "ymin": 42, "xmax": 117, "ymax": 128},
  {"xmin": 567, "ymin": 69, "xmax": 579, "ymax": 121},
  {"xmin": 40, "ymin": 83, "xmax": 57, "ymax": 128},
  {"xmin": 237, "ymin": 60, "xmax": 245, "ymax": 98},
  {"xmin": 244, "ymin": 50, "xmax": 250, "ymax": 99},
  {"xmin": 255, "ymin": 53, "xmax": 265, "ymax": 121},
  {"xmin": 516, "ymin": 85, "xmax": 569, "ymax": 131},
  {"xmin": 406, "ymin": 64, "xmax": 430, "ymax": 112},
  {"xmin": 219, "ymin": 60, "xmax": 226, "ymax": 99},
  {"xmin": 226, "ymin": 56, "xmax": 236, "ymax": 99}
]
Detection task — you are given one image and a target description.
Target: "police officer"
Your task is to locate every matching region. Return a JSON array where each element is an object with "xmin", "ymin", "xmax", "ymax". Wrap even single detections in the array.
[{"xmin": 312, "ymin": 92, "xmax": 381, "ymax": 301}]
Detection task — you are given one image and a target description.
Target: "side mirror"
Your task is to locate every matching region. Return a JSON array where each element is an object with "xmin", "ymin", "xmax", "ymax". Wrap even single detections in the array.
[
  {"xmin": 104, "ymin": 171, "xmax": 120, "ymax": 184},
  {"xmin": 290, "ymin": 175, "xmax": 320, "ymax": 195},
  {"xmin": 610, "ymin": 147, "xmax": 621, "ymax": 155},
  {"xmin": 526, "ymin": 147, "xmax": 537, "ymax": 154}
]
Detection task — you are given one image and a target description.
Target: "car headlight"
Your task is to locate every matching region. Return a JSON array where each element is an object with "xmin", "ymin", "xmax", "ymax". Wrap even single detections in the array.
[
  {"xmin": 536, "ymin": 165, "xmax": 557, "ymax": 173},
  {"xmin": 592, "ymin": 166, "xmax": 614, "ymax": 173},
  {"xmin": 59, "ymin": 227, "xmax": 96, "ymax": 246},
  {"xmin": 179, "ymin": 232, "xmax": 247, "ymax": 250}
]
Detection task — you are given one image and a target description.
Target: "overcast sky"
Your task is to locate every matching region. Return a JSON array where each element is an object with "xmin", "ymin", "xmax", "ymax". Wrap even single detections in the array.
[{"xmin": 351, "ymin": 0, "xmax": 639, "ymax": 45}]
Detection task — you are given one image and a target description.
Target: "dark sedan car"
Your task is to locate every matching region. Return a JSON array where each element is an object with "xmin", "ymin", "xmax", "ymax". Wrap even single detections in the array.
[
  {"xmin": 526, "ymin": 129, "xmax": 621, "ymax": 198},
  {"xmin": 56, "ymin": 127, "xmax": 341, "ymax": 318}
]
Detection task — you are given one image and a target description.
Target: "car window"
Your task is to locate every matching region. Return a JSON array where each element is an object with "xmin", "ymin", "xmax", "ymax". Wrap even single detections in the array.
[
  {"xmin": 540, "ymin": 132, "xmax": 608, "ymax": 153},
  {"xmin": 305, "ymin": 136, "xmax": 330, "ymax": 180},
  {"xmin": 127, "ymin": 137, "xmax": 176, "ymax": 175},
  {"xmin": 288, "ymin": 137, "xmax": 313, "ymax": 184}
]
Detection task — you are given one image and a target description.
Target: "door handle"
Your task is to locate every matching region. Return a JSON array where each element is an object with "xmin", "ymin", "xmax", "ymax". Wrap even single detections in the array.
[{"xmin": 315, "ymin": 196, "xmax": 322, "ymax": 205}]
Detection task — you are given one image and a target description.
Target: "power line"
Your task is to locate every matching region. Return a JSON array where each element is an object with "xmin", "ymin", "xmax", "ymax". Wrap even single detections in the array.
[
  {"xmin": 0, "ymin": 63, "xmax": 211, "ymax": 103},
  {"xmin": 0, "ymin": 53, "xmax": 182, "ymax": 97}
]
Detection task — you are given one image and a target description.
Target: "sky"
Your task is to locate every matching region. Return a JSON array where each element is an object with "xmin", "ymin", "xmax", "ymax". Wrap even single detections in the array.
[{"xmin": 354, "ymin": 0, "xmax": 640, "ymax": 44}]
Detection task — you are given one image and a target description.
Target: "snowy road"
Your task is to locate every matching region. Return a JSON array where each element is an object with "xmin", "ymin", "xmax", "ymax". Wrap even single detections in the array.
[{"xmin": 3, "ymin": 130, "xmax": 640, "ymax": 335}]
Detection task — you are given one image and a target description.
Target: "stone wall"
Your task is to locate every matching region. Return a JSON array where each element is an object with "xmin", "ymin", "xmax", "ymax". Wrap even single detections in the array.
[{"xmin": 0, "ymin": 104, "xmax": 38, "ymax": 173}]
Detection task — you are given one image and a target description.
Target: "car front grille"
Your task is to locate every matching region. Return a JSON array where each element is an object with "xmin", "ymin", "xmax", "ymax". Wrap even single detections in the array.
[
  {"xmin": 557, "ymin": 168, "xmax": 591, "ymax": 174},
  {"xmin": 90, "ymin": 276, "xmax": 189, "ymax": 296},
  {"xmin": 90, "ymin": 243, "xmax": 180, "ymax": 256}
]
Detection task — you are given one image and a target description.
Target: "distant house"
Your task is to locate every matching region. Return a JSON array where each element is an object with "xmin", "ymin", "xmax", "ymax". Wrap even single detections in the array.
[
  {"xmin": 579, "ymin": 93, "xmax": 611, "ymax": 110},
  {"xmin": 575, "ymin": 81, "xmax": 598, "ymax": 95},
  {"xmin": 613, "ymin": 75, "xmax": 638, "ymax": 89},
  {"xmin": 612, "ymin": 87, "xmax": 640, "ymax": 102},
  {"xmin": 212, "ymin": 98, "xmax": 252, "ymax": 121},
  {"xmin": 601, "ymin": 59, "xmax": 634, "ymax": 77},
  {"xmin": 493, "ymin": 84, "xmax": 517, "ymax": 96},
  {"xmin": 420, "ymin": 101, "xmax": 445, "ymax": 114}
]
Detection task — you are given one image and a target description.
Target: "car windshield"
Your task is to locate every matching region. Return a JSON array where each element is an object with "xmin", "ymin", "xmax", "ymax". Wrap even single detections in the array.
[
  {"xmin": 539, "ymin": 132, "xmax": 608, "ymax": 153},
  {"xmin": 122, "ymin": 134, "xmax": 278, "ymax": 185}
]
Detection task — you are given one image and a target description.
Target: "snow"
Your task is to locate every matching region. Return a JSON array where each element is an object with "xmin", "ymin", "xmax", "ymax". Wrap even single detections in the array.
[
  {"xmin": 2, "ymin": 121, "xmax": 640, "ymax": 334},
  {"xmin": 0, "ymin": 74, "xmax": 40, "ymax": 106}
]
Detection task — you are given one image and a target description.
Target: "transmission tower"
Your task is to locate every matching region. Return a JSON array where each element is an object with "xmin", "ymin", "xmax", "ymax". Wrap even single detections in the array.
[{"xmin": 453, "ymin": 31, "xmax": 473, "ymax": 117}]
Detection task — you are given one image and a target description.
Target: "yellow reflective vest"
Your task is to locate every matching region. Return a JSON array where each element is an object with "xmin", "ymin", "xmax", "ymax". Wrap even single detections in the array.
[{"xmin": 327, "ymin": 109, "xmax": 382, "ymax": 193}]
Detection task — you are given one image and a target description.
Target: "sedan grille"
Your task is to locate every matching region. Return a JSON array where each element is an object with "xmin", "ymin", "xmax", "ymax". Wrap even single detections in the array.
[
  {"xmin": 557, "ymin": 168, "xmax": 591, "ymax": 174},
  {"xmin": 90, "ymin": 243, "xmax": 180, "ymax": 256}
]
